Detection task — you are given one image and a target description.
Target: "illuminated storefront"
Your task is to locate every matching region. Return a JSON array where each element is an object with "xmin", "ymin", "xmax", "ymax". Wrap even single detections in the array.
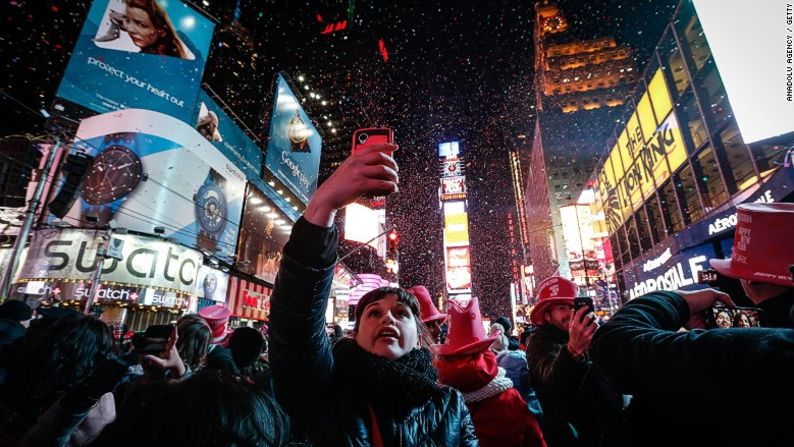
[{"xmin": 591, "ymin": 1, "xmax": 794, "ymax": 300}]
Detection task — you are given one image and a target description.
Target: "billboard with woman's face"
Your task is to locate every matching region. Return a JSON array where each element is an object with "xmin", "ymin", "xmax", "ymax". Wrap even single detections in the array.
[{"xmin": 56, "ymin": 0, "xmax": 214, "ymax": 123}]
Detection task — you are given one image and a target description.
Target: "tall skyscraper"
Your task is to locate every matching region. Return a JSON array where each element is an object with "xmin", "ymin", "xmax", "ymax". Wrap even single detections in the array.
[{"xmin": 525, "ymin": 1, "xmax": 637, "ymax": 283}]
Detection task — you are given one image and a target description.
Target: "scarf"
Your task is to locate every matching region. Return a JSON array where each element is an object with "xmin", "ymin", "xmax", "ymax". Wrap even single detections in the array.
[
  {"xmin": 333, "ymin": 338, "xmax": 442, "ymax": 415},
  {"xmin": 462, "ymin": 367, "xmax": 514, "ymax": 403}
]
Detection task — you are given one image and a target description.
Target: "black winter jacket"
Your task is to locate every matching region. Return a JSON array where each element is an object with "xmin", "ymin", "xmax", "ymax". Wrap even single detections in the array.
[
  {"xmin": 590, "ymin": 291, "xmax": 794, "ymax": 446},
  {"xmin": 526, "ymin": 324, "xmax": 625, "ymax": 447},
  {"xmin": 270, "ymin": 218, "xmax": 479, "ymax": 447}
]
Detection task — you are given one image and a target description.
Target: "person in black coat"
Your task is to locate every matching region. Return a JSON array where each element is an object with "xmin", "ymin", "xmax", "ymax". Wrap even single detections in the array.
[
  {"xmin": 269, "ymin": 141, "xmax": 479, "ymax": 446},
  {"xmin": 707, "ymin": 203, "xmax": 794, "ymax": 328},
  {"xmin": 525, "ymin": 277, "xmax": 626, "ymax": 447},
  {"xmin": 590, "ymin": 288, "xmax": 794, "ymax": 446}
]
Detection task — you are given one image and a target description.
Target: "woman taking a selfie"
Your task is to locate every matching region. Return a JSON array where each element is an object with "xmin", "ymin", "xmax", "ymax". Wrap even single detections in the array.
[{"xmin": 269, "ymin": 142, "xmax": 479, "ymax": 446}]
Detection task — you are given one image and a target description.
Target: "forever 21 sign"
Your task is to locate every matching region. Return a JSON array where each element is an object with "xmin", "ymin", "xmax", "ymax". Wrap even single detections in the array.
[{"xmin": 18, "ymin": 229, "xmax": 203, "ymax": 294}]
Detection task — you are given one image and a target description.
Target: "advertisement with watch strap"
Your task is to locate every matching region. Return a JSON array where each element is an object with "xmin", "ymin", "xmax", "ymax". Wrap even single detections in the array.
[{"xmin": 48, "ymin": 108, "xmax": 246, "ymax": 262}]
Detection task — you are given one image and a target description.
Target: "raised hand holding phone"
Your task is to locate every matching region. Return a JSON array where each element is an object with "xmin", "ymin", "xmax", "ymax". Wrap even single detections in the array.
[
  {"xmin": 352, "ymin": 128, "xmax": 394, "ymax": 155},
  {"xmin": 145, "ymin": 325, "xmax": 186, "ymax": 378},
  {"xmin": 304, "ymin": 130, "xmax": 398, "ymax": 227}
]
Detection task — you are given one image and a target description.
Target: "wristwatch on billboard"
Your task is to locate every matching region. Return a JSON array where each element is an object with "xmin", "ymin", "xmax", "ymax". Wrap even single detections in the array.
[
  {"xmin": 194, "ymin": 168, "xmax": 228, "ymax": 253},
  {"xmin": 80, "ymin": 133, "xmax": 143, "ymax": 225}
]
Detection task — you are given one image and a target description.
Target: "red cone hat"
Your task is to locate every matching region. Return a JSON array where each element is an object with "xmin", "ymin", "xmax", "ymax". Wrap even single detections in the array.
[
  {"xmin": 435, "ymin": 297, "xmax": 498, "ymax": 356},
  {"xmin": 408, "ymin": 285, "xmax": 447, "ymax": 324}
]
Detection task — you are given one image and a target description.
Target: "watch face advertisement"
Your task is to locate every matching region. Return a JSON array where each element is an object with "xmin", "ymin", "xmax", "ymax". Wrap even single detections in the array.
[
  {"xmin": 55, "ymin": 0, "xmax": 214, "ymax": 123},
  {"xmin": 196, "ymin": 91, "xmax": 263, "ymax": 181},
  {"xmin": 264, "ymin": 74, "xmax": 323, "ymax": 204},
  {"xmin": 48, "ymin": 109, "xmax": 246, "ymax": 262},
  {"xmin": 195, "ymin": 264, "xmax": 229, "ymax": 302},
  {"xmin": 236, "ymin": 186, "xmax": 291, "ymax": 284},
  {"xmin": 17, "ymin": 228, "xmax": 203, "ymax": 295}
]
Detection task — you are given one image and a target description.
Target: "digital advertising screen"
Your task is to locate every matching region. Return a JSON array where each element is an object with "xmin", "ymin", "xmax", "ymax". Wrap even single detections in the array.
[
  {"xmin": 56, "ymin": 0, "xmax": 214, "ymax": 123},
  {"xmin": 49, "ymin": 109, "xmax": 245, "ymax": 262},
  {"xmin": 440, "ymin": 176, "xmax": 467, "ymax": 201},
  {"xmin": 443, "ymin": 201, "xmax": 470, "ymax": 246},
  {"xmin": 264, "ymin": 74, "xmax": 323, "ymax": 204},
  {"xmin": 196, "ymin": 90, "xmax": 263, "ymax": 181},
  {"xmin": 693, "ymin": 0, "xmax": 794, "ymax": 143},
  {"xmin": 235, "ymin": 186, "xmax": 291, "ymax": 285},
  {"xmin": 438, "ymin": 141, "xmax": 460, "ymax": 158}
]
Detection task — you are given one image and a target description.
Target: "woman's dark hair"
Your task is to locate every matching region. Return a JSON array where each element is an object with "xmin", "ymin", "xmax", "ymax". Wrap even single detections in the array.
[
  {"xmin": 353, "ymin": 287, "xmax": 434, "ymax": 349},
  {"xmin": 4, "ymin": 314, "xmax": 113, "ymax": 418},
  {"xmin": 176, "ymin": 314, "xmax": 211, "ymax": 371},
  {"xmin": 92, "ymin": 370, "xmax": 290, "ymax": 447},
  {"xmin": 123, "ymin": 0, "xmax": 188, "ymax": 58}
]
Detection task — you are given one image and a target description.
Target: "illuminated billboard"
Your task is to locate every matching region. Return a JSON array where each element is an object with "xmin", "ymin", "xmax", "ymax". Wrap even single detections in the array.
[
  {"xmin": 443, "ymin": 201, "xmax": 470, "ymax": 246},
  {"xmin": 440, "ymin": 176, "xmax": 467, "ymax": 201},
  {"xmin": 344, "ymin": 203, "xmax": 382, "ymax": 248},
  {"xmin": 49, "ymin": 109, "xmax": 246, "ymax": 262},
  {"xmin": 441, "ymin": 159, "xmax": 464, "ymax": 178},
  {"xmin": 56, "ymin": 0, "xmax": 214, "ymax": 123},
  {"xmin": 693, "ymin": 0, "xmax": 794, "ymax": 143},
  {"xmin": 596, "ymin": 68, "xmax": 687, "ymax": 231},
  {"xmin": 196, "ymin": 91, "xmax": 263, "ymax": 181},
  {"xmin": 447, "ymin": 246, "xmax": 471, "ymax": 268},
  {"xmin": 438, "ymin": 141, "xmax": 460, "ymax": 158},
  {"xmin": 264, "ymin": 74, "xmax": 323, "ymax": 204},
  {"xmin": 236, "ymin": 186, "xmax": 292, "ymax": 285},
  {"xmin": 446, "ymin": 266, "xmax": 472, "ymax": 292}
]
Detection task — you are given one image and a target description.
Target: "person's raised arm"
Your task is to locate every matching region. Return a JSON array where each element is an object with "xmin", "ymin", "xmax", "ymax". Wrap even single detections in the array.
[{"xmin": 269, "ymin": 143, "xmax": 398, "ymax": 421}]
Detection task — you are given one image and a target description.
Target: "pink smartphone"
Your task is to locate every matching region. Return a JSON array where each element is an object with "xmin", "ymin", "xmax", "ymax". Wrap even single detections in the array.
[{"xmin": 351, "ymin": 127, "xmax": 394, "ymax": 155}]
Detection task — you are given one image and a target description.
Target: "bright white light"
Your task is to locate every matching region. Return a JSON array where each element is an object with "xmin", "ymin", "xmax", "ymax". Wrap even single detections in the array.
[
  {"xmin": 260, "ymin": 205, "xmax": 272, "ymax": 212},
  {"xmin": 331, "ymin": 128, "xmax": 337, "ymax": 134},
  {"xmin": 693, "ymin": 0, "xmax": 794, "ymax": 143},
  {"xmin": 298, "ymin": 75, "xmax": 304, "ymax": 82},
  {"xmin": 268, "ymin": 181, "xmax": 275, "ymax": 186},
  {"xmin": 345, "ymin": 203, "xmax": 381, "ymax": 247},
  {"xmin": 321, "ymin": 100, "xmax": 327, "ymax": 105},
  {"xmin": 277, "ymin": 189, "xmax": 283, "ymax": 195},
  {"xmin": 249, "ymin": 197, "xmax": 263, "ymax": 205},
  {"xmin": 577, "ymin": 189, "xmax": 595, "ymax": 205},
  {"xmin": 180, "ymin": 16, "xmax": 196, "ymax": 30},
  {"xmin": 285, "ymin": 197, "xmax": 291, "ymax": 202}
]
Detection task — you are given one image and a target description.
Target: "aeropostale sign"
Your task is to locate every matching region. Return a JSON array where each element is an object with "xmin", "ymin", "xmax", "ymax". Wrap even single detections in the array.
[{"xmin": 18, "ymin": 228, "xmax": 203, "ymax": 294}]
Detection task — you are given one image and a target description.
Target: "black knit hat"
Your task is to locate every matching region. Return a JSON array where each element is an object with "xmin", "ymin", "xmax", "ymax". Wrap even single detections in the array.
[
  {"xmin": 0, "ymin": 300, "xmax": 33, "ymax": 322},
  {"xmin": 229, "ymin": 327, "xmax": 264, "ymax": 368},
  {"xmin": 494, "ymin": 316, "xmax": 512, "ymax": 334}
]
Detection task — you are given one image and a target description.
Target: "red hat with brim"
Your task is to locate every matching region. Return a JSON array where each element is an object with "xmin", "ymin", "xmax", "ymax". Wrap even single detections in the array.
[
  {"xmin": 199, "ymin": 304, "xmax": 232, "ymax": 344},
  {"xmin": 408, "ymin": 285, "xmax": 447, "ymax": 324},
  {"xmin": 709, "ymin": 203, "xmax": 794, "ymax": 288},
  {"xmin": 435, "ymin": 297, "xmax": 498, "ymax": 356},
  {"xmin": 529, "ymin": 276, "xmax": 578, "ymax": 326}
]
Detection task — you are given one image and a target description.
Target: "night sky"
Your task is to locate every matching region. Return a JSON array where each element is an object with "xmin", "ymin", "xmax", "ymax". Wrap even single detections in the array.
[{"xmin": 0, "ymin": 0, "xmax": 678, "ymax": 318}]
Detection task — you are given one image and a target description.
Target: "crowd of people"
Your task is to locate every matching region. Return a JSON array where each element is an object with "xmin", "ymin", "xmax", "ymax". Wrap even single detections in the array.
[{"xmin": 0, "ymin": 142, "xmax": 792, "ymax": 446}]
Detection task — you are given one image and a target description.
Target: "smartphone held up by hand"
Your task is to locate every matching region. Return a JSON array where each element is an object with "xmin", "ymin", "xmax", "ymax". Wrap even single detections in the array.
[
  {"xmin": 352, "ymin": 128, "xmax": 394, "ymax": 155},
  {"xmin": 573, "ymin": 297, "xmax": 595, "ymax": 315}
]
